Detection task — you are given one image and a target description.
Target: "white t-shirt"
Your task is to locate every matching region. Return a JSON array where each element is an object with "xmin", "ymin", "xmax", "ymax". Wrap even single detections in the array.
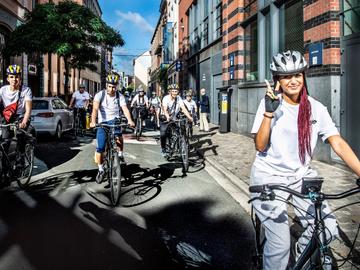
[
  {"xmin": 162, "ymin": 95, "xmax": 184, "ymax": 116},
  {"xmin": 132, "ymin": 94, "xmax": 148, "ymax": 106},
  {"xmin": 0, "ymin": 85, "xmax": 32, "ymax": 115},
  {"xmin": 251, "ymin": 95, "xmax": 339, "ymax": 178},
  {"xmin": 72, "ymin": 90, "xmax": 90, "ymax": 108},
  {"xmin": 94, "ymin": 90, "xmax": 126, "ymax": 123},
  {"xmin": 183, "ymin": 99, "xmax": 197, "ymax": 114},
  {"xmin": 150, "ymin": 97, "xmax": 161, "ymax": 107}
]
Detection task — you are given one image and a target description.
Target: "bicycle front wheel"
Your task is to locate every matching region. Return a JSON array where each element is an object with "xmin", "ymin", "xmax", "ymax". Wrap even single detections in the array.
[
  {"xmin": 109, "ymin": 152, "xmax": 122, "ymax": 206},
  {"xmin": 17, "ymin": 143, "xmax": 34, "ymax": 188},
  {"xmin": 180, "ymin": 136, "xmax": 189, "ymax": 172}
]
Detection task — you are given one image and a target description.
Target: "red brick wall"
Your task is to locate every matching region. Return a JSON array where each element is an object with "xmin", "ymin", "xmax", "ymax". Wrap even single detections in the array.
[
  {"xmin": 304, "ymin": 0, "xmax": 341, "ymax": 74},
  {"xmin": 222, "ymin": 0, "xmax": 246, "ymax": 85}
]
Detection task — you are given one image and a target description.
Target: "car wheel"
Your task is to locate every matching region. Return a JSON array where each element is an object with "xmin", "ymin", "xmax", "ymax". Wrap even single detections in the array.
[{"xmin": 55, "ymin": 122, "xmax": 62, "ymax": 140}]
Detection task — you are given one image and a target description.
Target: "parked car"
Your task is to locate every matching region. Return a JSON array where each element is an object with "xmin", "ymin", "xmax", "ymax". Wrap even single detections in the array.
[{"xmin": 31, "ymin": 97, "xmax": 74, "ymax": 139}]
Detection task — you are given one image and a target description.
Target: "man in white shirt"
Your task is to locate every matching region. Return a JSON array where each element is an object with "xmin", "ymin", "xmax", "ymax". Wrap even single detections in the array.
[
  {"xmin": 90, "ymin": 73, "xmax": 135, "ymax": 183},
  {"xmin": 69, "ymin": 83, "xmax": 89, "ymax": 131},
  {"xmin": 183, "ymin": 89, "xmax": 198, "ymax": 137},
  {"xmin": 0, "ymin": 64, "xmax": 33, "ymax": 165},
  {"xmin": 160, "ymin": 84, "xmax": 193, "ymax": 156},
  {"xmin": 131, "ymin": 86, "xmax": 149, "ymax": 127}
]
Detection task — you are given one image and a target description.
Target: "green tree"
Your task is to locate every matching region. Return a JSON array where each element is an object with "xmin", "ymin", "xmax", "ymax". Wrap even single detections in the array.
[{"xmin": 3, "ymin": 0, "xmax": 124, "ymax": 96}]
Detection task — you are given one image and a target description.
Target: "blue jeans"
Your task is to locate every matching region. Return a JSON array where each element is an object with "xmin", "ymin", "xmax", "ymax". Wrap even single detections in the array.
[{"xmin": 96, "ymin": 119, "xmax": 122, "ymax": 153}]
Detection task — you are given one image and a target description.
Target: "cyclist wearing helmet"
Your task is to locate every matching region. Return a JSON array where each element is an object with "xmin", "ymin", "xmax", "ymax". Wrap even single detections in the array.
[
  {"xmin": 90, "ymin": 73, "xmax": 135, "ymax": 183},
  {"xmin": 131, "ymin": 86, "xmax": 149, "ymax": 127},
  {"xmin": 183, "ymin": 89, "xmax": 198, "ymax": 137},
  {"xmin": 0, "ymin": 65, "xmax": 33, "ymax": 158},
  {"xmin": 160, "ymin": 84, "xmax": 193, "ymax": 157},
  {"xmin": 149, "ymin": 91, "xmax": 161, "ymax": 128},
  {"xmin": 250, "ymin": 50, "xmax": 360, "ymax": 270},
  {"xmin": 69, "ymin": 83, "xmax": 90, "ymax": 133}
]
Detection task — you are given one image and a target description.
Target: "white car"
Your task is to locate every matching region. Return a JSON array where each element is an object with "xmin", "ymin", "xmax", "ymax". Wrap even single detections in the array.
[{"xmin": 31, "ymin": 97, "xmax": 74, "ymax": 139}]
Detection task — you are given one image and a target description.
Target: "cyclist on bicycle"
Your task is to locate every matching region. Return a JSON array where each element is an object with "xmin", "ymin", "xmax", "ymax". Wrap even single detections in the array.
[
  {"xmin": 69, "ymin": 83, "xmax": 89, "ymax": 132},
  {"xmin": 250, "ymin": 50, "xmax": 360, "ymax": 270},
  {"xmin": 90, "ymin": 73, "xmax": 135, "ymax": 183},
  {"xmin": 131, "ymin": 86, "xmax": 149, "ymax": 126},
  {"xmin": 0, "ymin": 64, "xmax": 33, "ymax": 163},
  {"xmin": 160, "ymin": 84, "xmax": 193, "ymax": 157},
  {"xmin": 183, "ymin": 89, "xmax": 198, "ymax": 137},
  {"xmin": 149, "ymin": 91, "xmax": 161, "ymax": 128}
]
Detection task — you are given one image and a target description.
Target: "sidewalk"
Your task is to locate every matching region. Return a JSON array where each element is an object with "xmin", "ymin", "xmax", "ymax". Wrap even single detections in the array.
[{"xmin": 193, "ymin": 125, "xmax": 360, "ymax": 269}]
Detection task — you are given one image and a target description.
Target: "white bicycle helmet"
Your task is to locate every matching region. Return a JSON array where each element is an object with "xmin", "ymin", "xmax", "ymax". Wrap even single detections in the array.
[{"xmin": 270, "ymin": 50, "xmax": 308, "ymax": 76}]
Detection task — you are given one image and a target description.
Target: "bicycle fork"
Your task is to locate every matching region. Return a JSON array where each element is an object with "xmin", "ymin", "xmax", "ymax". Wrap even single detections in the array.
[{"xmin": 293, "ymin": 201, "xmax": 332, "ymax": 270}]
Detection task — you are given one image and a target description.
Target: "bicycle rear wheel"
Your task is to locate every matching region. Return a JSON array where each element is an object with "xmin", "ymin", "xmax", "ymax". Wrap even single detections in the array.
[
  {"xmin": 180, "ymin": 136, "xmax": 189, "ymax": 172},
  {"xmin": 109, "ymin": 151, "xmax": 122, "ymax": 206},
  {"xmin": 17, "ymin": 143, "xmax": 34, "ymax": 188}
]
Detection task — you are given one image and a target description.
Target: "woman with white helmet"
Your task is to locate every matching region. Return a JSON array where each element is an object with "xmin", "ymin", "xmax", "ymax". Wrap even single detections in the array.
[{"xmin": 250, "ymin": 50, "xmax": 360, "ymax": 270}]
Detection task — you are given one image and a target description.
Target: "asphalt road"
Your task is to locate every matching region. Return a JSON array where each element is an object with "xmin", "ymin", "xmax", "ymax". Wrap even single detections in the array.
[{"xmin": 0, "ymin": 128, "xmax": 255, "ymax": 270}]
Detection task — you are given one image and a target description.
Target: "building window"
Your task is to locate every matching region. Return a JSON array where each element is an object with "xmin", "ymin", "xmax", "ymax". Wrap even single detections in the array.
[
  {"xmin": 265, "ymin": 12, "xmax": 272, "ymax": 80},
  {"xmin": 281, "ymin": 0, "xmax": 304, "ymax": 53},
  {"xmin": 203, "ymin": 17, "xmax": 209, "ymax": 47},
  {"xmin": 245, "ymin": 19, "xmax": 258, "ymax": 82},
  {"xmin": 343, "ymin": 0, "xmax": 360, "ymax": 36},
  {"xmin": 213, "ymin": 4, "xmax": 222, "ymax": 40}
]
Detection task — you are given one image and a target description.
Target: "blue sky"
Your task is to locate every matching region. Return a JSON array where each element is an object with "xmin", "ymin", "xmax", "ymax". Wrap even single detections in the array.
[{"xmin": 98, "ymin": 0, "xmax": 161, "ymax": 75}]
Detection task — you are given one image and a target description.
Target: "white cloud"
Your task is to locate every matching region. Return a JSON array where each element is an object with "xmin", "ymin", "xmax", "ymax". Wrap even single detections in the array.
[{"xmin": 115, "ymin": 11, "xmax": 154, "ymax": 34}]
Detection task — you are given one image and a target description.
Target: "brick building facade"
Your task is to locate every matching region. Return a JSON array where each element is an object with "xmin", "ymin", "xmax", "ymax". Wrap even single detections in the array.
[{"xmin": 220, "ymin": 0, "xmax": 360, "ymax": 162}]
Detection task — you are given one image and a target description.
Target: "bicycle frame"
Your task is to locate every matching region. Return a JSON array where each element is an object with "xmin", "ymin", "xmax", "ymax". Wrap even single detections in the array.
[
  {"xmin": 166, "ymin": 118, "xmax": 187, "ymax": 157},
  {"xmin": 0, "ymin": 123, "xmax": 35, "ymax": 186},
  {"xmin": 96, "ymin": 118, "xmax": 128, "ymax": 206},
  {"xmin": 249, "ymin": 180, "xmax": 360, "ymax": 270}
]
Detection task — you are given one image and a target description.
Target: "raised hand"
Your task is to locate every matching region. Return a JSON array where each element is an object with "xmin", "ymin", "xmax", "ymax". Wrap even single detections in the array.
[{"xmin": 264, "ymin": 79, "xmax": 280, "ymax": 113}]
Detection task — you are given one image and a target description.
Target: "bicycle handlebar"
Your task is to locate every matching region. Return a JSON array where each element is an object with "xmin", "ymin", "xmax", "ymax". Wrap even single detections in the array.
[
  {"xmin": 95, "ymin": 122, "xmax": 128, "ymax": 129},
  {"xmin": 0, "ymin": 122, "xmax": 29, "ymax": 134},
  {"xmin": 249, "ymin": 179, "xmax": 360, "ymax": 203}
]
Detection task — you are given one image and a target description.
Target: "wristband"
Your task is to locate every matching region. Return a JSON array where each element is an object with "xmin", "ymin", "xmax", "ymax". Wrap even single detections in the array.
[{"xmin": 263, "ymin": 113, "xmax": 274, "ymax": 119}]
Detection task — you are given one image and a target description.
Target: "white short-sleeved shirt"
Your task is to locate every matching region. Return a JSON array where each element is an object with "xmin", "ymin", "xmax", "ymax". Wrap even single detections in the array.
[
  {"xmin": 132, "ymin": 94, "xmax": 148, "ymax": 106},
  {"xmin": 94, "ymin": 90, "xmax": 126, "ymax": 123},
  {"xmin": 251, "ymin": 95, "xmax": 339, "ymax": 178},
  {"xmin": 162, "ymin": 95, "xmax": 184, "ymax": 116},
  {"xmin": 183, "ymin": 99, "xmax": 197, "ymax": 114},
  {"xmin": 72, "ymin": 90, "xmax": 90, "ymax": 108},
  {"xmin": 0, "ymin": 85, "xmax": 32, "ymax": 115},
  {"xmin": 150, "ymin": 97, "xmax": 161, "ymax": 107}
]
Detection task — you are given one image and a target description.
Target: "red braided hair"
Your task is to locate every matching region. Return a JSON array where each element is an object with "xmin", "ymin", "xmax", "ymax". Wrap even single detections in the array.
[{"xmin": 297, "ymin": 85, "xmax": 312, "ymax": 164}]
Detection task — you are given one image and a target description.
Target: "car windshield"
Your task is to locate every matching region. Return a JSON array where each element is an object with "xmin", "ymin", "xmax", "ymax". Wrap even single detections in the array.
[{"xmin": 32, "ymin": 100, "xmax": 49, "ymax": 110}]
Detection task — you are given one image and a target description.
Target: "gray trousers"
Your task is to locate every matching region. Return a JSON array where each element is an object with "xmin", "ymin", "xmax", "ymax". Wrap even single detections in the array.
[{"xmin": 250, "ymin": 165, "xmax": 338, "ymax": 270}]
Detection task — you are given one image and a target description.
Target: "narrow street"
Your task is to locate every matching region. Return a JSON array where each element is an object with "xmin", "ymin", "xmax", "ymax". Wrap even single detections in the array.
[{"xmin": 0, "ymin": 128, "xmax": 255, "ymax": 270}]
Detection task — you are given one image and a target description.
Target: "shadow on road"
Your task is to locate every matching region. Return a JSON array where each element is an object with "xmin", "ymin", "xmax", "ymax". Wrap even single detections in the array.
[{"xmin": 0, "ymin": 190, "xmax": 178, "ymax": 270}]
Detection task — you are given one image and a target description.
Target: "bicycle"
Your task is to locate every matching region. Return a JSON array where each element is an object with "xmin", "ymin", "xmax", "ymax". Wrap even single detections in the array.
[
  {"xmin": 165, "ymin": 115, "xmax": 190, "ymax": 173},
  {"xmin": 0, "ymin": 122, "xmax": 35, "ymax": 188},
  {"xmin": 248, "ymin": 177, "xmax": 360, "ymax": 270},
  {"xmin": 134, "ymin": 105, "xmax": 146, "ymax": 141},
  {"xmin": 149, "ymin": 105, "xmax": 159, "ymax": 131},
  {"xmin": 73, "ymin": 107, "xmax": 86, "ymax": 138},
  {"xmin": 95, "ymin": 117, "xmax": 128, "ymax": 206}
]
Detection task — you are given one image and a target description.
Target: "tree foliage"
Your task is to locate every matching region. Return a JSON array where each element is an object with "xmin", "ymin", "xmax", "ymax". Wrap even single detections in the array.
[{"xmin": 3, "ymin": 0, "xmax": 124, "ymax": 92}]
